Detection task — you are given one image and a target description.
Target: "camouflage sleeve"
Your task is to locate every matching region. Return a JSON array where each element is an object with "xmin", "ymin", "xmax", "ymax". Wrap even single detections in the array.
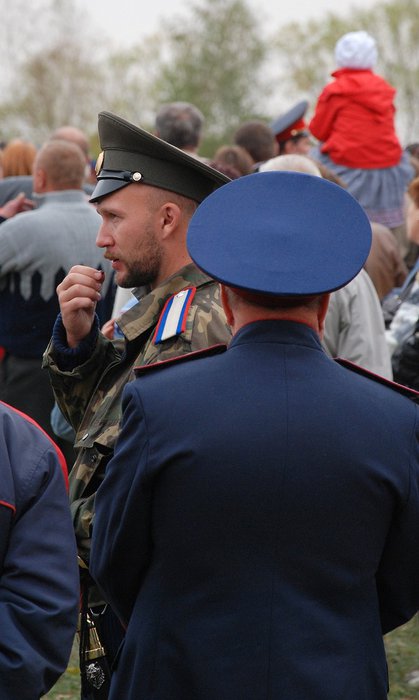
[
  {"xmin": 42, "ymin": 333, "xmax": 122, "ymax": 433},
  {"xmin": 71, "ymin": 493, "xmax": 96, "ymax": 565}
]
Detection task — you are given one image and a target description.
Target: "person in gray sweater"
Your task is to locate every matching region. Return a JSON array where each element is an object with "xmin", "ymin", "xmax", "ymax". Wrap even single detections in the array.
[{"xmin": 0, "ymin": 139, "xmax": 114, "ymax": 457}]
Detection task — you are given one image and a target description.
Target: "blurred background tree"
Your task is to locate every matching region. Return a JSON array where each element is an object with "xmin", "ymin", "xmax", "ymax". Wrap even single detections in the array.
[
  {"xmin": 148, "ymin": 0, "xmax": 268, "ymax": 154},
  {"xmin": 0, "ymin": 0, "xmax": 417, "ymax": 154}
]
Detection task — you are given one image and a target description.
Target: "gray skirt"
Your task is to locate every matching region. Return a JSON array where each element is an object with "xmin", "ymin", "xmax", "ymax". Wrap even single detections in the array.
[{"xmin": 311, "ymin": 146, "xmax": 414, "ymax": 228}]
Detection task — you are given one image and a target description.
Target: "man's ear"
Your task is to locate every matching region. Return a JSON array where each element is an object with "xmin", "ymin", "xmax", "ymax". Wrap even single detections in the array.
[
  {"xmin": 33, "ymin": 167, "xmax": 46, "ymax": 194},
  {"xmin": 160, "ymin": 202, "xmax": 182, "ymax": 240},
  {"xmin": 317, "ymin": 293, "xmax": 331, "ymax": 338},
  {"xmin": 220, "ymin": 284, "xmax": 234, "ymax": 328}
]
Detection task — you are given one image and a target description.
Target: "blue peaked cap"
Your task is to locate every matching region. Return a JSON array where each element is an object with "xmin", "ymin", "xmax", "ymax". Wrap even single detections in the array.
[{"xmin": 187, "ymin": 172, "xmax": 372, "ymax": 296}]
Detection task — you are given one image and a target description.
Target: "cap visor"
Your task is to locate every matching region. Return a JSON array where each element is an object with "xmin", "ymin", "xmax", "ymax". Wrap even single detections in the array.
[{"xmin": 89, "ymin": 178, "xmax": 131, "ymax": 203}]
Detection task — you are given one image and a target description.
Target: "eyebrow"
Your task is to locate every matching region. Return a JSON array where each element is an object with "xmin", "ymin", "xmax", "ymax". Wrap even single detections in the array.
[{"xmin": 96, "ymin": 202, "xmax": 125, "ymax": 217}]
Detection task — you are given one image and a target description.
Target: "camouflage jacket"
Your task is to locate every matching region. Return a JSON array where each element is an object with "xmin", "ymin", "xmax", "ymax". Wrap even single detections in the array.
[{"xmin": 43, "ymin": 264, "xmax": 231, "ymax": 565}]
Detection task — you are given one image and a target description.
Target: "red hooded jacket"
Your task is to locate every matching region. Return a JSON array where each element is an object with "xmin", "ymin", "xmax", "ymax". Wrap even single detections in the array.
[{"xmin": 309, "ymin": 68, "xmax": 402, "ymax": 168}]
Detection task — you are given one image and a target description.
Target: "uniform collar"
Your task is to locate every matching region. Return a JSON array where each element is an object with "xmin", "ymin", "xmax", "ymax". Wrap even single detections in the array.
[
  {"xmin": 117, "ymin": 263, "xmax": 213, "ymax": 341},
  {"xmin": 33, "ymin": 189, "xmax": 88, "ymax": 207},
  {"xmin": 229, "ymin": 319, "xmax": 323, "ymax": 351}
]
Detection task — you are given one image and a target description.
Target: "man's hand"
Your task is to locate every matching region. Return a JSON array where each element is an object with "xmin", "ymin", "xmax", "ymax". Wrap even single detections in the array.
[
  {"xmin": 56, "ymin": 266, "xmax": 105, "ymax": 348},
  {"xmin": 101, "ymin": 318, "xmax": 116, "ymax": 340},
  {"xmin": 0, "ymin": 192, "xmax": 35, "ymax": 219}
]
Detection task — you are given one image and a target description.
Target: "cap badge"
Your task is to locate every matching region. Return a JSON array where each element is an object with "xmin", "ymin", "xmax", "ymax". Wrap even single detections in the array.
[{"xmin": 95, "ymin": 151, "xmax": 104, "ymax": 175}]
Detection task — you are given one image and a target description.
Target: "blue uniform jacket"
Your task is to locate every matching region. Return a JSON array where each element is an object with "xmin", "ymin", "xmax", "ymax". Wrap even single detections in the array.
[
  {"xmin": 0, "ymin": 402, "xmax": 79, "ymax": 700},
  {"xmin": 91, "ymin": 320, "xmax": 419, "ymax": 700}
]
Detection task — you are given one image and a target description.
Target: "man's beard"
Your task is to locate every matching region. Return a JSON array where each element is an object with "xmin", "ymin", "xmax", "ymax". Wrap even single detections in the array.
[
  {"xmin": 119, "ymin": 259, "xmax": 160, "ymax": 288},
  {"xmin": 118, "ymin": 227, "xmax": 163, "ymax": 288}
]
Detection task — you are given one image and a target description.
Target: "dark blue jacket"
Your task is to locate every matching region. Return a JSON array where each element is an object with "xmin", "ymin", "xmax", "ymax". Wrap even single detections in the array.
[
  {"xmin": 0, "ymin": 402, "xmax": 79, "ymax": 700},
  {"xmin": 91, "ymin": 320, "xmax": 419, "ymax": 700}
]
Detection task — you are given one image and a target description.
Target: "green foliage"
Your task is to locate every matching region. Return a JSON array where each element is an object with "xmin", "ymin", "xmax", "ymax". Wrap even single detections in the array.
[
  {"xmin": 150, "ymin": 0, "xmax": 269, "ymax": 138},
  {"xmin": 0, "ymin": 0, "xmax": 417, "ymax": 147},
  {"xmin": 362, "ymin": 0, "xmax": 419, "ymax": 140},
  {"xmin": 100, "ymin": 38, "xmax": 162, "ymax": 130},
  {"xmin": 0, "ymin": 0, "xmax": 104, "ymax": 142},
  {"xmin": 271, "ymin": 15, "xmax": 348, "ymax": 105}
]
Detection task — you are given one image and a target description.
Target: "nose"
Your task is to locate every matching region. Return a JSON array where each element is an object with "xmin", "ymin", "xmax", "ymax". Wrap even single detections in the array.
[{"xmin": 96, "ymin": 221, "xmax": 113, "ymax": 249}]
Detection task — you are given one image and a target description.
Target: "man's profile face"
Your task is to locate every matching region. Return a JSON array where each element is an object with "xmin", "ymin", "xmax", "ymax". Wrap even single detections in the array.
[
  {"xmin": 287, "ymin": 136, "xmax": 312, "ymax": 157},
  {"xmin": 95, "ymin": 183, "xmax": 163, "ymax": 289}
]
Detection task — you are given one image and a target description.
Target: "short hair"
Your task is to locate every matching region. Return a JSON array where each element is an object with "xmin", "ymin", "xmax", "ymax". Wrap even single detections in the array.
[
  {"xmin": 34, "ymin": 139, "xmax": 86, "ymax": 189},
  {"xmin": 259, "ymin": 154, "xmax": 321, "ymax": 177},
  {"xmin": 145, "ymin": 185, "xmax": 198, "ymax": 220},
  {"xmin": 406, "ymin": 143, "xmax": 419, "ymax": 156},
  {"xmin": 233, "ymin": 121, "xmax": 276, "ymax": 164},
  {"xmin": 2, "ymin": 139, "xmax": 37, "ymax": 177},
  {"xmin": 50, "ymin": 126, "xmax": 90, "ymax": 159},
  {"xmin": 227, "ymin": 286, "xmax": 323, "ymax": 312},
  {"xmin": 155, "ymin": 102, "xmax": 204, "ymax": 150},
  {"xmin": 212, "ymin": 145, "xmax": 253, "ymax": 177}
]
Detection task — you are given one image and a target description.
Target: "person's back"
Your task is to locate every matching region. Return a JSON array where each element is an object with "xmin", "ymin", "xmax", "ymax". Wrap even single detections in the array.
[
  {"xmin": 310, "ymin": 67, "xmax": 401, "ymax": 168},
  {"xmin": 0, "ymin": 175, "xmax": 33, "ymax": 205},
  {"xmin": 93, "ymin": 321, "xmax": 418, "ymax": 699},
  {"xmin": 0, "ymin": 401, "xmax": 79, "ymax": 699},
  {"xmin": 0, "ymin": 139, "xmax": 114, "ymax": 450},
  {"xmin": 0, "ymin": 139, "xmax": 113, "ymax": 358},
  {"xmin": 323, "ymin": 268, "xmax": 393, "ymax": 377}
]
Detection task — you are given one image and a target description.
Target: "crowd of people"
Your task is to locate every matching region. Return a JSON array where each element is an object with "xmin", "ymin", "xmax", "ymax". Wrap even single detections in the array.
[{"xmin": 1, "ymin": 28, "xmax": 419, "ymax": 700}]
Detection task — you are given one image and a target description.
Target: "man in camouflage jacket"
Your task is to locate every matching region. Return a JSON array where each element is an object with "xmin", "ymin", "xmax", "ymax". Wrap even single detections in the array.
[
  {"xmin": 42, "ymin": 111, "xmax": 231, "ymax": 696},
  {"xmin": 44, "ymin": 264, "xmax": 229, "ymax": 564}
]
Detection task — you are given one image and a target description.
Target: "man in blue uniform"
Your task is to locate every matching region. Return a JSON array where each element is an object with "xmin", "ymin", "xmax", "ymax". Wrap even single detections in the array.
[
  {"xmin": 0, "ymin": 401, "xmax": 79, "ymax": 700},
  {"xmin": 91, "ymin": 172, "xmax": 419, "ymax": 700}
]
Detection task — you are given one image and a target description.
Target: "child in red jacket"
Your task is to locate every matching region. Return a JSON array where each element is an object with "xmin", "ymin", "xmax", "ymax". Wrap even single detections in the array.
[{"xmin": 309, "ymin": 31, "xmax": 413, "ymax": 233}]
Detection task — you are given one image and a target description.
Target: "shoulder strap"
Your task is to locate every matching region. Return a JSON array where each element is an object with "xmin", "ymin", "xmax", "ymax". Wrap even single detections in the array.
[
  {"xmin": 134, "ymin": 343, "xmax": 227, "ymax": 376},
  {"xmin": 153, "ymin": 287, "xmax": 197, "ymax": 345},
  {"xmin": 335, "ymin": 358, "xmax": 419, "ymax": 401}
]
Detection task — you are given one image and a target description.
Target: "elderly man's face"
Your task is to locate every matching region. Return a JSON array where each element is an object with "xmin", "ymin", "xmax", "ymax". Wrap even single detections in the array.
[{"xmin": 95, "ymin": 183, "xmax": 163, "ymax": 289}]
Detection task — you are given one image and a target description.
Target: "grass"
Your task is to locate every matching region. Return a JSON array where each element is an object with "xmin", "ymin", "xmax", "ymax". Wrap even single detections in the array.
[
  {"xmin": 43, "ymin": 617, "xmax": 419, "ymax": 699},
  {"xmin": 42, "ymin": 642, "xmax": 80, "ymax": 699},
  {"xmin": 386, "ymin": 616, "xmax": 419, "ymax": 699}
]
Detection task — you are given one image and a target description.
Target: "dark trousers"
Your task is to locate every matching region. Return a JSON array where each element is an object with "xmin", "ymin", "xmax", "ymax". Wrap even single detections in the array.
[{"xmin": 0, "ymin": 353, "xmax": 76, "ymax": 466}]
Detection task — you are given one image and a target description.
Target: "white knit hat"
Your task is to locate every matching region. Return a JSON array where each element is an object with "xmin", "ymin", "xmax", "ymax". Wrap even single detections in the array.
[{"xmin": 335, "ymin": 31, "xmax": 377, "ymax": 69}]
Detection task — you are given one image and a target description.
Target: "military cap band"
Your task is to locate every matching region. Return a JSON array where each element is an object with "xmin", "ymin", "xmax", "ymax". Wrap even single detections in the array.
[
  {"xmin": 271, "ymin": 100, "xmax": 309, "ymax": 144},
  {"xmin": 97, "ymin": 169, "xmax": 142, "ymax": 183}
]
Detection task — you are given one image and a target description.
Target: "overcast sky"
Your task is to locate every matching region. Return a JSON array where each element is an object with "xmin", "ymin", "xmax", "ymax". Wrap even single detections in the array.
[{"xmin": 80, "ymin": 0, "xmax": 381, "ymax": 47}]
